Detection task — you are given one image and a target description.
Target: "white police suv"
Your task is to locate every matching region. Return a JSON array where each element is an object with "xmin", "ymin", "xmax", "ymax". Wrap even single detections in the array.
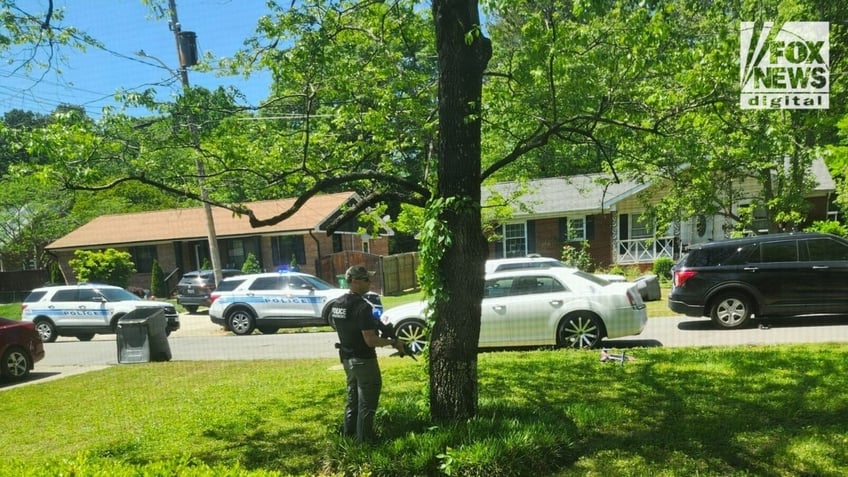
[
  {"xmin": 208, "ymin": 271, "xmax": 381, "ymax": 335},
  {"xmin": 21, "ymin": 284, "xmax": 180, "ymax": 342}
]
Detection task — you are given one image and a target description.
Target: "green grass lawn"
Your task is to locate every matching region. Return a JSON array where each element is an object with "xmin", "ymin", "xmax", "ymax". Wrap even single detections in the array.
[
  {"xmin": 0, "ymin": 302, "xmax": 21, "ymax": 319},
  {"xmin": 3, "ymin": 343, "xmax": 847, "ymax": 476}
]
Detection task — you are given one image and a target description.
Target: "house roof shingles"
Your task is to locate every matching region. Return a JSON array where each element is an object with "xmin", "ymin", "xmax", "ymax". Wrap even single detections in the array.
[
  {"xmin": 484, "ymin": 158, "xmax": 835, "ymax": 219},
  {"xmin": 47, "ymin": 191, "xmax": 357, "ymax": 251},
  {"xmin": 483, "ymin": 174, "xmax": 645, "ymax": 218}
]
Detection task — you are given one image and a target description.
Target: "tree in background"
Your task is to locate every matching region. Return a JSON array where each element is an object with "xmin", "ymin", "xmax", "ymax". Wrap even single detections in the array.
[
  {"xmin": 241, "ymin": 253, "xmax": 261, "ymax": 274},
  {"xmin": 149, "ymin": 259, "xmax": 167, "ymax": 298},
  {"xmin": 68, "ymin": 249, "xmax": 136, "ymax": 288}
]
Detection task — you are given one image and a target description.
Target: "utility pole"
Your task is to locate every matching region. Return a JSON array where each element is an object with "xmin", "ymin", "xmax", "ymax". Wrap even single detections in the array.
[{"xmin": 167, "ymin": 0, "xmax": 224, "ymax": 285}]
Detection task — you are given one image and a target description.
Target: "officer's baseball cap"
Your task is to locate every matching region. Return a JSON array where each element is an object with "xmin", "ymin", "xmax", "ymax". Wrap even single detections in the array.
[{"xmin": 345, "ymin": 265, "xmax": 371, "ymax": 281}]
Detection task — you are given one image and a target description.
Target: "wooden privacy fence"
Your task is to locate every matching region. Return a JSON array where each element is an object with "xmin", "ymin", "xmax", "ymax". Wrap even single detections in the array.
[
  {"xmin": 318, "ymin": 251, "xmax": 419, "ymax": 296},
  {"xmin": 0, "ymin": 269, "xmax": 50, "ymax": 303},
  {"xmin": 380, "ymin": 252, "xmax": 419, "ymax": 295}
]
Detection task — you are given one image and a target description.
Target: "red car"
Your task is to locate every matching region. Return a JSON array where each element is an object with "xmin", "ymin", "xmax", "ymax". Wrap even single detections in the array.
[{"xmin": 0, "ymin": 317, "xmax": 45, "ymax": 381}]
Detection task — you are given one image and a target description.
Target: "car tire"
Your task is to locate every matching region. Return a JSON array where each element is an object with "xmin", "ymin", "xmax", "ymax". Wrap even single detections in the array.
[
  {"xmin": 227, "ymin": 309, "xmax": 256, "ymax": 335},
  {"xmin": 395, "ymin": 320, "xmax": 428, "ymax": 354},
  {"xmin": 76, "ymin": 334, "xmax": 95, "ymax": 342},
  {"xmin": 557, "ymin": 312, "xmax": 604, "ymax": 349},
  {"xmin": 34, "ymin": 319, "xmax": 57, "ymax": 343},
  {"xmin": 711, "ymin": 293, "xmax": 752, "ymax": 329},
  {"xmin": 184, "ymin": 305, "xmax": 199, "ymax": 314},
  {"xmin": 258, "ymin": 326, "xmax": 279, "ymax": 335},
  {"xmin": 1, "ymin": 346, "xmax": 31, "ymax": 380}
]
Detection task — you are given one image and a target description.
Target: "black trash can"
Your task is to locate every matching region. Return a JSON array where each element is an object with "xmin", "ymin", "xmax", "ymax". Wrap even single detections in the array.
[
  {"xmin": 634, "ymin": 274, "xmax": 661, "ymax": 302},
  {"xmin": 117, "ymin": 308, "xmax": 172, "ymax": 364}
]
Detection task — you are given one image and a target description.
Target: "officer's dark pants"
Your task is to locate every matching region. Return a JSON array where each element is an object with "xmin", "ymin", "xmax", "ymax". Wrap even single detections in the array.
[{"xmin": 342, "ymin": 357, "xmax": 382, "ymax": 443}]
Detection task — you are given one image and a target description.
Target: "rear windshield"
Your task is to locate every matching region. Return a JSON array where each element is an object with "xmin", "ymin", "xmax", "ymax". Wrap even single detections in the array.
[
  {"xmin": 23, "ymin": 291, "xmax": 47, "ymax": 303},
  {"xmin": 573, "ymin": 270, "xmax": 610, "ymax": 286},
  {"xmin": 215, "ymin": 278, "xmax": 247, "ymax": 292}
]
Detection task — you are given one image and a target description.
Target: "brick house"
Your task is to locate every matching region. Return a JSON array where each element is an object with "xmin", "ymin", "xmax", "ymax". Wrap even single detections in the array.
[
  {"xmin": 46, "ymin": 191, "xmax": 392, "ymax": 290},
  {"xmin": 484, "ymin": 158, "xmax": 837, "ymax": 268}
]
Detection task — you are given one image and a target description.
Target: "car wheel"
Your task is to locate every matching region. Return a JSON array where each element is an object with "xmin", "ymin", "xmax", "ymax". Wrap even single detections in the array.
[
  {"xmin": 1, "ymin": 347, "xmax": 31, "ymax": 380},
  {"xmin": 258, "ymin": 326, "xmax": 279, "ymax": 335},
  {"xmin": 227, "ymin": 309, "xmax": 256, "ymax": 335},
  {"xmin": 185, "ymin": 305, "xmax": 199, "ymax": 314},
  {"xmin": 395, "ymin": 320, "xmax": 428, "ymax": 354},
  {"xmin": 557, "ymin": 312, "xmax": 604, "ymax": 349},
  {"xmin": 76, "ymin": 334, "xmax": 95, "ymax": 342},
  {"xmin": 711, "ymin": 293, "xmax": 752, "ymax": 329},
  {"xmin": 34, "ymin": 320, "xmax": 57, "ymax": 343}
]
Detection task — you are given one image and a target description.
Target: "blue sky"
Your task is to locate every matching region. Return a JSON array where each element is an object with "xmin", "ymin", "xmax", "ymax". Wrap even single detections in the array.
[{"xmin": 1, "ymin": 0, "xmax": 273, "ymax": 119}]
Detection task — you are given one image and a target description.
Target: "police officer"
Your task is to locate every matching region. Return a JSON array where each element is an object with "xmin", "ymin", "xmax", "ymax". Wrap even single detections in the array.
[{"xmin": 326, "ymin": 265, "xmax": 405, "ymax": 443}]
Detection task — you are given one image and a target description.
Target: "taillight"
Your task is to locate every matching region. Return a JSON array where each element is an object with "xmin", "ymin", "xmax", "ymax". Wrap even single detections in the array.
[
  {"xmin": 626, "ymin": 290, "xmax": 637, "ymax": 308},
  {"xmin": 209, "ymin": 292, "xmax": 221, "ymax": 304},
  {"xmin": 673, "ymin": 269, "xmax": 698, "ymax": 287}
]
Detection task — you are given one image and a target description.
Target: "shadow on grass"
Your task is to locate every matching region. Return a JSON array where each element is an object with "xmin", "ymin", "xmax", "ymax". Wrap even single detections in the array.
[
  {"xmin": 0, "ymin": 371, "xmax": 62, "ymax": 389},
  {"xmin": 559, "ymin": 347, "xmax": 848, "ymax": 475},
  {"xmin": 677, "ymin": 314, "xmax": 848, "ymax": 331}
]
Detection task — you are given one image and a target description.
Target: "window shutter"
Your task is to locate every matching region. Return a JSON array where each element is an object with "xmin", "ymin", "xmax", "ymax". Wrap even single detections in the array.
[
  {"xmin": 559, "ymin": 218, "xmax": 567, "ymax": 241},
  {"xmin": 586, "ymin": 215, "xmax": 595, "ymax": 240},
  {"xmin": 493, "ymin": 225, "xmax": 504, "ymax": 258},
  {"xmin": 526, "ymin": 221, "xmax": 536, "ymax": 253},
  {"xmin": 619, "ymin": 214, "xmax": 629, "ymax": 240}
]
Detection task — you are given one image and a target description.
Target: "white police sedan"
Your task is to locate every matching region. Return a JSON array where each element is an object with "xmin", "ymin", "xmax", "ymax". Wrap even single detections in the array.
[{"xmin": 208, "ymin": 271, "xmax": 380, "ymax": 335}]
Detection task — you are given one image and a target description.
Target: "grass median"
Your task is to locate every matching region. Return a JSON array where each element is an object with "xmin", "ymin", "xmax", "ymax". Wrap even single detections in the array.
[{"xmin": 3, "ymin": 343, "xmax": 848, "ymax": 476}]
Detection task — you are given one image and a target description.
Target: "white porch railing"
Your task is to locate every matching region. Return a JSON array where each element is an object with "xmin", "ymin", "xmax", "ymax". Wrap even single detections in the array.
[{"xmin": 616, "ymin": 236, "xmax": 675, "ymax": 264}]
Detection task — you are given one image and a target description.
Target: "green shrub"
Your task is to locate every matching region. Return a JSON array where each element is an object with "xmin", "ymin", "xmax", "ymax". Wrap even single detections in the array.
[
  {"xmin": 242, "ymin": 252, "xmax": 262, "ymax": 273},
  {"xmin": 652, "ymin": 256, "xmax": 675, "ymax": 281},
  {"xmin": 605, "ymin": 264, "xmax": 626, "ymax": 276},
  {"xmin": 48, "ymin": 261, "xmax": 64, "ymax": 284},
  {"xmin": 804, "ymin": 219, "xmax": 848, "ymax": 237},
  {"xmin": 561, "ymin": 241, "xmax": 593, "ymax": 271},
  {"xmin": 149, "ymin": 259, "xmax": 168, "ymax": 298},
  {"xmin": 68, "ymin": 249, "xmax": 136, "ymax": 287}
]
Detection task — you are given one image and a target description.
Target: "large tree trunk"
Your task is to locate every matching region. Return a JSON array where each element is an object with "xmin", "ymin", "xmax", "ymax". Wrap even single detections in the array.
[{"xmin": 429, "ymin": 0, "xmax": 492, "ymax": 421}]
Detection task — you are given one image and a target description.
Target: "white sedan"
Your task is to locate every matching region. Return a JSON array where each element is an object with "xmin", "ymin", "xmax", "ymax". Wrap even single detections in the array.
[{"xmin": 382, "ymin": 268, "xmax": 647, "ymax": 351}]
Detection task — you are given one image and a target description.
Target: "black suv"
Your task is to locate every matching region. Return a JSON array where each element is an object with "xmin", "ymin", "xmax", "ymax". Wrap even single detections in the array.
[
  {"xmin": 669, "ymin": 232, "xmax": 848, "ymax": 329},
  {"xmin": 176, "ymin": 269, "xmax": 244, "ymax": 313}
]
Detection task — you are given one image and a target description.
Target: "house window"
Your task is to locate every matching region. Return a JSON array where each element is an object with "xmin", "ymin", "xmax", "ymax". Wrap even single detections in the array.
[
  {"xmin": 630, "ymin": 214, "xmax": 654, "ymax": 239},
  {"xmin": 272, "ymin": 235, "xmax": 306, "ymax": 268},
  {"xmin": 221, "ymin": 237, "xmax": 261, "ymax": 270},
  {"xmin": 738, "ymin": 203, "xmax": 769, "ymax": 233},
  {"xmin": 503, "ymin": 223, "xmax": 527, "ymax": 258},
  {"xmin": 129, "ymin": 246, "xmax": 157, "ymax": 273},
  {"xmin": 566, "ymin": 217, "xmax": 586, "ymax": 241},
  {"xmin": 227, "ymin": 239, "xmax": 245, "ymax": 269}
]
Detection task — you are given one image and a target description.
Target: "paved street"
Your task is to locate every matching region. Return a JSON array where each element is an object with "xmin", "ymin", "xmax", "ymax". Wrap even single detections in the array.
[{"xmin": 6, "ymin": 311, "xmax": 848, "ymax": 390}]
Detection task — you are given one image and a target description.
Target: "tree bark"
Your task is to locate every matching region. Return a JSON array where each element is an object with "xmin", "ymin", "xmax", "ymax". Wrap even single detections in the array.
[{"xmin": 429, "ymin": 0, "xmax": 492, "ymax": 421}]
